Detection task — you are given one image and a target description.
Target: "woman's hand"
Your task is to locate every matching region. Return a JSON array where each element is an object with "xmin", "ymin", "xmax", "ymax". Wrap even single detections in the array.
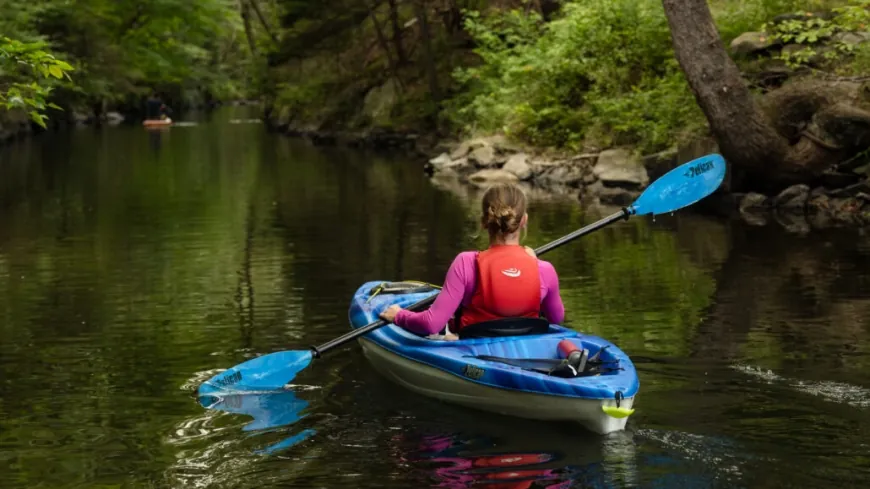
[
  {"xmin": 524, "ymin": 246, "xmax": 536, "ymax": 258},
  {"xmin": 380, "ymin": 304, "xmax": 402, "ymax": 323}
]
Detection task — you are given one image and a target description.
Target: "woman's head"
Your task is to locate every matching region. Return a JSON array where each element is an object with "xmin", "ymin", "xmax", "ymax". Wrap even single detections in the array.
[{"xmin": 480, "ymin": 183, "xmax": 528, "ymax": 240}]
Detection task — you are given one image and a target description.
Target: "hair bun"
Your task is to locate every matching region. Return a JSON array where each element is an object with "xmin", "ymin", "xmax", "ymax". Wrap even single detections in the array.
[
  {"xmin": 484, "ymin": 203, "xmax": 520, "ymax": 235},
  {"xmin": 480, "ymin": 183, "xmax": 528, "ymax": 238}
]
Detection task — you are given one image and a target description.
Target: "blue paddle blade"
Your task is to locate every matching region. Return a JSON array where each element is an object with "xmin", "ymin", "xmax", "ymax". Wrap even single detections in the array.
[
  {"xmin": 197, "ymin": 350, "xmax": 313, "ymax": 396},
  {"xmin": 630, "ymin": 153, "xmax": 726, "ymax": 216}
]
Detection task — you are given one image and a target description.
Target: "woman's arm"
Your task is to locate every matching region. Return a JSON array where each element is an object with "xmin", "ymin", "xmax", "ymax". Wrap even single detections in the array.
[
  {"xmin": 389, "ymin": 252, "xmax": 476, "ymax": 336},
  {"xmin": 539, "ymin": 260, "xmax": 565, "ymax": 324}
]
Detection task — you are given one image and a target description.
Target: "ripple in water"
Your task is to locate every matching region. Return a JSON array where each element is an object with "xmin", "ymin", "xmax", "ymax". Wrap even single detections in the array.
[{"xmin": 732, "ymin": 364, "xmax": 870, "ymax": 408}]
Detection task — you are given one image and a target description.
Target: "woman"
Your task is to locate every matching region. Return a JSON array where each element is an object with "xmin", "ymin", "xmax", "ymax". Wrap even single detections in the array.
[{"xmin": 379, "ymin": 183, "xmax": 564, "ymax": 338}]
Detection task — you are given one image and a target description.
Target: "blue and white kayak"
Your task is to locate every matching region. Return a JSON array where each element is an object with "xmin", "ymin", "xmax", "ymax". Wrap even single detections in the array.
[{"xmin": 349, "ymin": 281, "xmax": 639, "ymax": 434}]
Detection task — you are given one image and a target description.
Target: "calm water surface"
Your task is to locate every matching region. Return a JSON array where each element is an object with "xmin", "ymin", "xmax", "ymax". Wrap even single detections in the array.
[{"xmin": 1, "ymin": 108, "xmax": 870, "ymax": 488}]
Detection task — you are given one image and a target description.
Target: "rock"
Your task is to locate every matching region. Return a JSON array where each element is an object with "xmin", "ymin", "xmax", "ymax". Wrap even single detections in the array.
[
  {"xmin": 592, "ymin": 149, "xmax": 649, "ymax": 188},
  {"xmin": 362, "ymin": 78, "xmax": 401, "ymax": 126},
  {"xmin": 807, "ymin": 186, "xmax": 869, "ymax": 228},
  {"xmin": 773, "ymin": 184, "xmax": 810, "ymax": 211},
  {"xmin": 740, "ymin": 192, "xmax": 770, "ymax": 211},
  {"xmin": 447, "ymin": 157, "xmax": 470, "ymax": 169},
  {"xmin": 807, "ymin": 188, "xmax": 836, "ymax": 228},
  {"xmin": 468, "ymin": 169, "xmax": 520, "ymax": 186},
  {"xmin": 469, "ymin": 145, "xmax": 499, "ymax": 167},
  {"xmin": 772, "ymin": 11, "xmax": 834, "ymax": 24},
  {"xmin": 833, "ymin": 31, "xmax": 870, "ymax": 46},
  {"xmin": 586, "ymin": 182, "xmax": 639, "ymax": 206},
  {"xmin": 781, "ymin": 44, "xmax": 807, "ymax": 57},
  {"xmin": 773, "ymin": 210, "xmax": 811, "ymax": 235},
  {"xmin": 738, "ymin": 192, "xmax": 771, "ymax": 226},
  {"xmin": 730, "ymin": 32, "xmax": 778, "ymax": 56},
  {"xmin": 534, "ymin": 161, "xmax": 588, "ymax": 188},
  {"xmin": 450, "ymin": 141, "xmax": 473, "ymax": 159},
  {"xmin": 428, "ymin": 152, "xmax": 452, "ymax": 168},
  {"xmin": 475, "ymin": 134, "xmax": 514, "ymax": 153},
  {"xmin": 502, "ymin": 153, "xmax": 532, "ymax": 180},
  {"xmin": 105, "ymin": 111, "xmax": 124, "ymax": 124}
]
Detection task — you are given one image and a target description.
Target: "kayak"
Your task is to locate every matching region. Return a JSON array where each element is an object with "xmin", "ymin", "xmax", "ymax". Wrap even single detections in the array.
[
  {"xmin": 143, "ymin": 117, "xmax": 172, "ymax": 127},
  {"xmin": 349, "ymin": 281, "xmax": 639, "ymax": 434}
]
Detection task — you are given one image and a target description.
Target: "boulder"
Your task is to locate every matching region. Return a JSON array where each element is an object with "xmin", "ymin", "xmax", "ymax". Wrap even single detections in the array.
[
  {"xmin": 737, "ymin": 193, "xmax": 772, "ymax": 226},
  {"xmin": 585, "ymin": 181, "xmax": 639, "ymax": 206},
  {"xmin": 773, "ymin": 184, "xmax": 810, "ymax": 211},
  {"xmin": 502, "ymin": 153, "xmax": 532, "ymax": 180},
  {"xmin": 730, "ymin": 32, "xmax": 778, "ymax": 56},
  {"xmin": 534, "ymin": 161, "xmax": 588, "ymax": 188},
  {"xmin": 468, "ymin": 169, "xmax": 519, "ymax": 186},
  {"xmin": 773, "ymin": 211, "xmax": 811, "ymax": 235},
  {"xmin": 739, "ymin": 192, "xmax": 770, "ymax": 211},
  {"xmin": 428, "ymin": 152, "xmax": 452, "ymax": 168},
  {"xmin": 469, "ymin": 145, "xmax": 499, "ymax": 167},
  {"xmin": 105, "ymin": 111, "xmax": 124, "ymax": 125},
  {"xmin": 362, "ymin": 78, "xmax": 401, "ymax": 126},
  {"xmin": 833, "ymin": 31, "xmax": 870, "ymax": 46},
  {"xmin": 592, "ymin": 149, "xmax": 649, "ymax": 188},
  {"xmin": 450, "ymin": 141, "xmax": 473, "ymax": 159}
]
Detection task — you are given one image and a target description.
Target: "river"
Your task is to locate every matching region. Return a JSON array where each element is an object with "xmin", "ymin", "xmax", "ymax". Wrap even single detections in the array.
[{"xmin": 1, "ymin": 107, "xmax": 869, "ymax": 488}]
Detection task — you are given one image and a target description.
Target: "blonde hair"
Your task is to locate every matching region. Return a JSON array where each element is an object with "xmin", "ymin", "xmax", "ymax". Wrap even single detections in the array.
[{"xmin": 480, "ymin": 183, "xmax": 527, "ymax": 238}]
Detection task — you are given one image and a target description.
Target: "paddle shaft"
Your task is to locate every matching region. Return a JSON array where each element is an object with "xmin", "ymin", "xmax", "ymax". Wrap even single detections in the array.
[{"xmin": 310, "ymin": 207, "xmax": 631, "ymax": 357}]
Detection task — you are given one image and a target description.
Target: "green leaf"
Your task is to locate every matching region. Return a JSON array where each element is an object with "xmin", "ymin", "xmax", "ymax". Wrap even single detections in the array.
[
  {"xmin": 48, "ymin": 65, "xmax": 63, "ymax": 79},
  {"xmin": 29, "ymin": 111, "xmax": 47, "ymax": 128}
]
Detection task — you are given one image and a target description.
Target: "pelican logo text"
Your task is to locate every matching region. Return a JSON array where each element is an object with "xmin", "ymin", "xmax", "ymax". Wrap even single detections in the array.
[
  {"xmin": 501, "ymin": 268, "xmax": 521, "ymax": 278},
  {"xmin": 462, "ymin": 364, "xmax": 485, "ymax": 380},
  {"xmin": 215, "ymin": 371, "xmax": 242, "ymax": 387},
  {"xmin": 684, "ymin": 160, "xmax": 715, "ymax": 178}
]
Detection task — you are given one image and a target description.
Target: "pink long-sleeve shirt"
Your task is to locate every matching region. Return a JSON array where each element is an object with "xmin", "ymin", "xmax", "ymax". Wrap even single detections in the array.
[{"xmin": 393, "ymin": 251, "xmax": 565, "ymax": 336}]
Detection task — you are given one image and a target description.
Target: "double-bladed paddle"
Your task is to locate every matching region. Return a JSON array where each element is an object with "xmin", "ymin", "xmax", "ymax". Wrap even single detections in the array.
[{"xmin": 198, "ymin": 153, "xmax": 726, "ymax": 396}]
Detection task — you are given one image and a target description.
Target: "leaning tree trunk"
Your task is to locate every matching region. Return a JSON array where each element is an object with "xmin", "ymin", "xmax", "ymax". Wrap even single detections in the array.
[
  {"xmin": 661, "ymin": 0, "xmax": 842, "ymax": 190},
  {"xmin": 240, "ymin": 0, "xmax": 257, "ymax": 55}
]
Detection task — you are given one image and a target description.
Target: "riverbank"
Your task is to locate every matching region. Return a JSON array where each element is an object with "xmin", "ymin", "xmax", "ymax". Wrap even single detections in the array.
[{"xmin": 267, "ymin": 5, "xmax": 870, "ymax": 234}]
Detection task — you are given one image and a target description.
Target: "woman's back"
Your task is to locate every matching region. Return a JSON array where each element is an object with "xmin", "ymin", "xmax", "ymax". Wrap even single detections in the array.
[{"xmin": 381, "ymin": 183, "xmax": 565, "ymax": 337}]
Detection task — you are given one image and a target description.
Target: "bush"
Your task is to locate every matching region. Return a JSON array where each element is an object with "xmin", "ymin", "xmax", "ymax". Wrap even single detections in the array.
[{"xmin": 447, "ymin": 0, "xmax": 706, "ymax": 153}]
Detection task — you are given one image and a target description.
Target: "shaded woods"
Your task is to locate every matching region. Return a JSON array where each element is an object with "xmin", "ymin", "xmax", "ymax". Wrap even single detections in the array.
[{"xmin": 2, "ymin": 0, "xmax": 870, "ymax": 200}]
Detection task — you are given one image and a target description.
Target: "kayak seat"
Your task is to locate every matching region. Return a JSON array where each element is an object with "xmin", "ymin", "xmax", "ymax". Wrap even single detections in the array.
[{"xmin": 459, "ymin": 317, "xmax": 551, "ymax": 339}]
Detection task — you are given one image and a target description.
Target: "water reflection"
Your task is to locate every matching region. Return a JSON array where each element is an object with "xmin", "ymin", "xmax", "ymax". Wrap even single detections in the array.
[
  {"xmin": 198, "ymin": 388, "xmax": 316, "ymax": 455},
  {"xmin": 4, "ymin": 105, "xmax": 870, "ymax": 488}
]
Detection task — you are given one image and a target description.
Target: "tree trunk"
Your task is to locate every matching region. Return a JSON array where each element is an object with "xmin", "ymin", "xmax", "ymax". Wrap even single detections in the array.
[
  {"xmin": 413, "ymin": 0, "xmax": 440, "ymax": 102},
  {"xmin": 661, "ymin": 0, "xmax": 840, "ymax": 190},
  {"xmin": 369, "ymin": 4, "xmax": 400, "ymax": 80},
  {"xmin": 248, "ymin": 0, "xmax": 279, "ymax": 45},
  {"xmin": 240, "ymin": 0, "xmax": 257, "ymax": 55},
  {"xmin": 387, "ymin": 0, "xmax": 406, "ymax": 64}
]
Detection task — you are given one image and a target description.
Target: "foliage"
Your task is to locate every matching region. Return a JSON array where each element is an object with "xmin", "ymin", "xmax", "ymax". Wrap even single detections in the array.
[
  {"xmin": 0, "ymin": 0, "xmax": 268, "ymax": 117},
  {"xmin": 710, "ymin": 0, "xmax": 844, "ymax": 41},
  {"xmin": 761, "ymin": 1, "xmax": 870, "ymax": 71},
  {"xmin": 0, "ymin": 36, "xmax": 73, "ymax": 127},
  {"xmin": 447, "ymin": 0, "xmax": 705, "ymax": 153}
]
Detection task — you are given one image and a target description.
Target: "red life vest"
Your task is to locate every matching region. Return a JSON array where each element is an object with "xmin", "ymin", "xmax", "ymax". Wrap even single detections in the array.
[{"xmin": 458, "ymin": 245, "xmax": 541, "ymax": 330}]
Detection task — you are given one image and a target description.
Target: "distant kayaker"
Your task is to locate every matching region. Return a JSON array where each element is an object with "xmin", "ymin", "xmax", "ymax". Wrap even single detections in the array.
[
  {"xmin": 380, "ymin": 183, "xmax": 565, "ymax": 338},
  {"xmin": 145, "ymin": 92, "xmax": 172, "ymax": 120}
]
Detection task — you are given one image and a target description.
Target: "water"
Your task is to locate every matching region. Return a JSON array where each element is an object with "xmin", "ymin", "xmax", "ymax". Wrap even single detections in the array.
[{"xmin": 1, "ymin": 107, "xmax": 870, "ymax": 488}]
